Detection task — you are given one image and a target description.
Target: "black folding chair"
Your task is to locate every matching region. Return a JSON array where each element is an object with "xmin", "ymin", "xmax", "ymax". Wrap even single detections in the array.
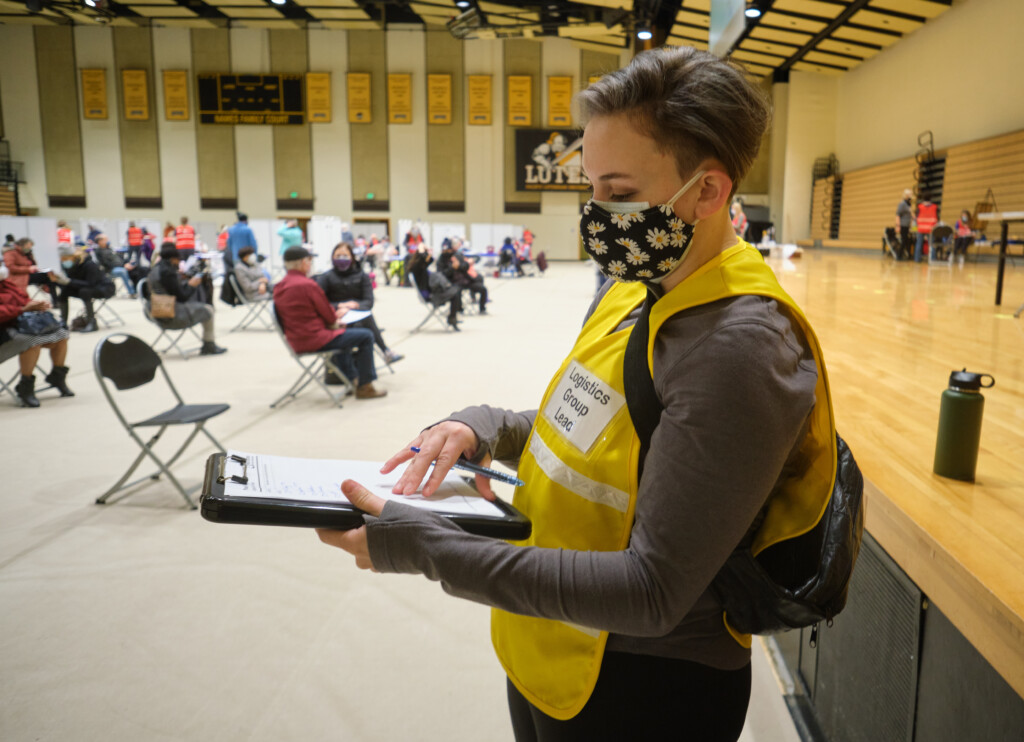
[
  {"xmin": 137, "ymin": 278, "xmax": 203, "ymax": 360},
  {"xmin": 94, "ymin": 333, "xmax": 229, "ymax": 508},
  {"xmin": 93, "ymin": 294, "xmax": 125, "ymax": 329},
  {"xmin": 227, "ymin": 273, "xmax": 274, "ymax": 332},
  {"xmin": 408, "ymin": 273, "xmax": 453, "ymax": 333},
  {"xmin": 269, "ymin": 303, "xmax": 356, "ymax": 409}
]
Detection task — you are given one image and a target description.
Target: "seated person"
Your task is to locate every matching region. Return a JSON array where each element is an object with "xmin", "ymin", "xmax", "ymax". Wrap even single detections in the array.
[
  {"xmin": 148, "ymin": 242, "xmax": 226, "ymax": 356},
  {"xmin": 406, "ymin": 246, "xmax": 463, "ymax": 330},
  {"xmin": 439, "ymin": 241, "xmax": 488, "ymax": 314},
  {"xmin": 498, "ymin": 237, "xmax": 524, "ymax": 276},
  {"xmin": 2, "ymin": 238, "xmax": 58, "ymax": 296},
  {"xmin": 0, "ymin": 263, "xmax": 74, "ymax": 407},
  {"xmin": 316, "ymin": 242, "xmax": 403, "ymax": 364},
  {"xmin": 954, "ymin": 210, "xmax": 975, "ymax": 260},
  {"xmin": 274, "ymin": 246, "xmax": 386, "ymax": 399},
  {"xmin": 233, "ymin": 246, "xmax": 272, "ymax": 302},
  {"xmin": 93, "ymin": 234, "xmax": 136, "ymax": 297},
  {"xmin": 49, "ymin": 245, "xmax": 114, "ymax": 333},
  {"xmin": 382, "ymin": 242, "xmax": 405, "ymax": 286}
]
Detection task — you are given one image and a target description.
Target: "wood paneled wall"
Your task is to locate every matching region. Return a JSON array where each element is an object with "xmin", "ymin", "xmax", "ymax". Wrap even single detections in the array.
[
  {"xmin": 192, "ymin": 29, "xmax": 237, "ymax": 209},
  {"xmin": 942, "ymin": 129, "xmax": 1024, "ymax": 229},
  {"xmin": 837, "ymin": 157, "xmax": 915, "ymax": 247},
  {"xmin": 425, "ymin": 30, "xmax": 465, "ymax": 211},
  {"xmin": 348, "ymin": 31, "xmax": 389, "ymax": 212},
  {"xmin": 269, "ymin": 30, "xmax": 313, "ymax": 211},
  {"xmin": 35, "ymin": 26, "xmax": 86, "ymax": 207}
]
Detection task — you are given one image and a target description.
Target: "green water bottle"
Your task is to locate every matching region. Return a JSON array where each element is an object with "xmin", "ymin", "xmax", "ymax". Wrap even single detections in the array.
[{"xmin": 933, "ymin": 369, "xmax": 995, "ymax": 482}]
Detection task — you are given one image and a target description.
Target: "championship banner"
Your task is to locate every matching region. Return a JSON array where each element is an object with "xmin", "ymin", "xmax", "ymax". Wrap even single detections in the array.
[
  {"xmin": 387, "ymin": 73, "xmax": 411, "ymax": 124},
  {"xmin": 162, "ymin": 70, "xmax": 189, "ymax": 120},
  {"xmin": 507, "ymin": 75, "xmax": 532, "ymax": 126},
  {"xmin": 547, "ymin": 76, "xmax": 572, "ymax": 127},
  {"xmin": 427, "ymin": 73, "xmax": 452, "ymax": 125},
  {"xmin": 81, "ymin": 69, "xmax": 108, "ymax": 120},
  {"xmin": 588, "ymin": 74, "xmax": 603, "ymax": 85},
  {"xmin": 467, "ymin": 74, "xmax": 491, "ymax": 125},
  {"xmin": 306, "ymin": 72, "xmax": 331, "ymax": 123},
  {"xmin": 348, "ymin": 72, "xmax": 372, "ymax": 123},
  {"xmin": 514, "ymin": 128, "xmax": 589, "ymax": 192},
  {"xmin": 122, "ymin": 69, "xmax": 150, "ymax": 121}
]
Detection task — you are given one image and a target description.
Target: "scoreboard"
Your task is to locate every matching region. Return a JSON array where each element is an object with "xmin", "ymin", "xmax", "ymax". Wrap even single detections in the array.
[{"xmin": 197, "ymin": 74, "xmax": 305, "ymax": 125}]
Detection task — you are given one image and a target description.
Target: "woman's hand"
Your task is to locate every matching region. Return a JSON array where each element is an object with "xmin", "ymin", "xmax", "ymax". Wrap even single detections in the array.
[
  {"xmin": 335, "ymin": 305, "xmax": 349, "ymax": 319},
  {"xmin": 381, "ymin": 421, "xmax": 496, "ymax": 501},
  {"xmin": 24, "ymin": 299, "xmax": 49, "ymax": 312},
  {"xmin": 315, "ymin": 480, "xmax": 386, "ymax": 570}
]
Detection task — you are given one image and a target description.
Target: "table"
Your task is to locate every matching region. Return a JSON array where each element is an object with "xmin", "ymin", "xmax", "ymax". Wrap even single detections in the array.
[{"xmin": 977, "ymin": 211, "xmax": 1024, "ymax": 305}]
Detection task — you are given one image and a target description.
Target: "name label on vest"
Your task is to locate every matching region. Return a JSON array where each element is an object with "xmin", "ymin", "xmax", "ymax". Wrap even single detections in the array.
[{"xmin": 542, "ymin": 360, "xmax": 625, "ymax": 453}]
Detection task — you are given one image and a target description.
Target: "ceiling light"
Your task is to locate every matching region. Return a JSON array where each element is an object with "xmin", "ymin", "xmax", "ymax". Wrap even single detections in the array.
[
  {"xmin": 456, "ymin": 1, "xmax": 471, "ymax": 8},
  {"xmin": 637, "ymin": 26, "xmax": 652, "ymax": 40},
  {"xmin": 271, "ymin": 0, "xmax": 286, "ymax": 5},
  {"xmin": 745, "ymin": 7, "xmax": 761, "ymax": 18},
  {"xmin": 83, "ymin": 0, "xmax": 96, "ymax": 6}
]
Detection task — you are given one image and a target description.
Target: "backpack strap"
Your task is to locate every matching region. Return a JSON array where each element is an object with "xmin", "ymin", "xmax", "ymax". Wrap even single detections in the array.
[{"xmin": 622, "ymin": 289, "xmax": 663, "ymax": 481}]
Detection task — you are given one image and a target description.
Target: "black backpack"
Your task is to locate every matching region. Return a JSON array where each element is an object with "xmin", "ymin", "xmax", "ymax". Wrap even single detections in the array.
[{"xmin": 623, "ymin": 291, "xmax": 864, "ymax": 634}]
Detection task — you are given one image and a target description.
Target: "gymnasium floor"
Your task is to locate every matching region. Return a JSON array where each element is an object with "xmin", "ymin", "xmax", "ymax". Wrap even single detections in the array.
[{"xmin": 2, "ymin": 250, "xmax": 1020, "ymax": 740}]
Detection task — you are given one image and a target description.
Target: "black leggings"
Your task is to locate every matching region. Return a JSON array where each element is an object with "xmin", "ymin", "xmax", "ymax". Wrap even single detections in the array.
[{"xmin": 507, "ymin": 652, "xmax": 751, "ymax": 742}]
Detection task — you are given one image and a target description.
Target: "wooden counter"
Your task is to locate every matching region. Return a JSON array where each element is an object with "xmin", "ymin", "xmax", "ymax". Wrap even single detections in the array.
[{"xmin": 770, "ymin": 249, "xmax": 1024, "ymax": 697}]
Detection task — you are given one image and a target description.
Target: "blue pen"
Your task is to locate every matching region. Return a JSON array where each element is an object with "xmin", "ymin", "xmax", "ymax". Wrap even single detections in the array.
[{"xmin": 410, "ymin": 447, "xmax": 525, "ymax": 487}]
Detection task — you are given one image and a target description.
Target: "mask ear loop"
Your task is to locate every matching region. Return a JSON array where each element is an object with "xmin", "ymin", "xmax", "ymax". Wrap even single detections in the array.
[{"xmin": 666, "ymin": 169, "xmax": 707, "ymax": 209}]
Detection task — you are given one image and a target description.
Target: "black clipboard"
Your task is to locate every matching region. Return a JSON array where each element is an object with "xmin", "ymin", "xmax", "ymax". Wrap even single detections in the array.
[{"xmin": 199, "ymin": 454, "xmax": 532, "ymax": 540}]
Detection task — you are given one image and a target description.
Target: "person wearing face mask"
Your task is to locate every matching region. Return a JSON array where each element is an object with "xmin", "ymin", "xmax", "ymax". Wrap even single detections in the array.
[
  {"xmin": 274, "ymin": 246, "xmax": 386, "ymax": 399},
  {"xmin": 316, "ymin": 243, "xmax": 403, "ymax": 364},
  {"xmin": 314, "ymin": 47, "xmax": 840, "ymax": 742},
  {"xmin": 233, "ymin": 246, "xmax": 272, "ymax": 302},
  {"xmin": 48, "ymin": 245, "xmax": 114, "ymax": 333},
  {"xmin": 0, "ymin": 263, "xmax": 74, "ymax": 407},
  {"xmin": 149, "ymin": 242, "xmax": 226, "ymax": 356},
  {"xmin": 896, "ymin": 189, "xmax": 914, "ymax": 261}
]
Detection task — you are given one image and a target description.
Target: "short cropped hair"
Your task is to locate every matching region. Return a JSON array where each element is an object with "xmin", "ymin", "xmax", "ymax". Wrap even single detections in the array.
[
  {"xmin": 577, "ymin": 46, "xmax": 771, "ymax": 196},
  {"xmin": 238, "ymin": 246, "xmax": 255, "ymax": 260}
]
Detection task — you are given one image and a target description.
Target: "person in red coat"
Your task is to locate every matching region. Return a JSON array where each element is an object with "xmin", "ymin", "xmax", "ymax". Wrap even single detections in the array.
[{"xmin": 0, "ymin": 264, "xmax": 74, "ymax": 407}]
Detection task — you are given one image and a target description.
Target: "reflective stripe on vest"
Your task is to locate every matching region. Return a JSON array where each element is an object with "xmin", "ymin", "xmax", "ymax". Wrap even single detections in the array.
[
  {"xmin": 57, "ymin": 228, "xmax": 72, "ymax": 244},
  {"xmin": 492, "ymin": 242, "xmax": 837, "ymax": 721},
  {"xmin": 917, "ymin": 203, "xmax": 937, "ymax": 233}
]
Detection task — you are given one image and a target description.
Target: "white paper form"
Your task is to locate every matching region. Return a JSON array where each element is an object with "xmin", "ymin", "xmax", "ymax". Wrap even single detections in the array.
[
  {"xmin": 222, "ymin": 450, "xmax": 506, "ymax": 518},
  {"xmin": 340, "ymin": 310, "xmax": 371, "ymax": 324}
]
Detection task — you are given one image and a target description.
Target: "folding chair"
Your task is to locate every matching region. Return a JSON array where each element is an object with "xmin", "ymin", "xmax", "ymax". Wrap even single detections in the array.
[
  {"xmin": 227, "ymin": 273, "xmax": 274, "ymax": 332},
  {"xmin": 137, "ymin": 278, "xmax": 203, "ymax": 360},
  {"xmin": 0, "ymin": 364, "xmax": 54, "ymax": 403},
  {"xmin": 93, "ymin": 295, "xmax": 125, "ymax": 328},
  {"xmin": 93, "ymin": 333, "xmax": 229, "ymax": 509},
  {"xmin": 268, "ymin": 303, "xmax": 356, "ymax": 409},
  {"xmin": 408, "ymin": 273, "xmax": 453, "ymax": 333}
]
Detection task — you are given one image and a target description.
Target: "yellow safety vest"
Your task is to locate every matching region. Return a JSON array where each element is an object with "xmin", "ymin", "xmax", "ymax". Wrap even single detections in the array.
[{"xmin": 492, "ymin": 243, "xmax": 837, "ymax": 720}]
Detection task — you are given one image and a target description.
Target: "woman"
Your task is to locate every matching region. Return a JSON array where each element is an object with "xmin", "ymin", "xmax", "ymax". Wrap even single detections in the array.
[
  {"xmin": 50, "ymin": 244, "xmax": 114, "ymax": 333},
  {"xmin": 730, "ymin": 199, "xmax": 748, "ymax": 239},
  {"xmin": 406, "ymin": 246, "xmax": 462, "ymax": 331},
  {"xmin": 234, "ymin": 246, "xmax": 271, "ymax": 302},
  {"xmin": 954, "ymin": 210, "xmax": 975, "ymax": 262},
  {"xmin": 315, "ymin": 47, "xmax": 837, "ymax": 741},
  {"xmin": 0, "ymin": 263, "xmax": 74, "ymax": 407},
  {"xmin": 316, "ymin": 243, "xmax": 403, "ymax": 363},
  {"xmin": 439, "ymin": 241, "xmax": 488, "ymax": 314}
]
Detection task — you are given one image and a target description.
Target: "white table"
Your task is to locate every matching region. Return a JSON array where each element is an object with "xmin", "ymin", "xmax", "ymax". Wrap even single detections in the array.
[{"xmin": 977, "ymin": 211, "xmax": 1024, "ymax": 306}]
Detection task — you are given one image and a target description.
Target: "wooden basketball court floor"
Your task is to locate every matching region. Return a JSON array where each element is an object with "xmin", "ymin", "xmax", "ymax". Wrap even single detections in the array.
[{"xmin": 767, "ymin": 248, "xmax": 1024, "ymax": 696}]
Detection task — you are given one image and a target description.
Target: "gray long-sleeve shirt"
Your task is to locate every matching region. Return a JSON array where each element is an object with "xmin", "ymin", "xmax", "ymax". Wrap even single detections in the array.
[
  {"xmin": 366, "ymin": 293, "xmax": 818, "ymax": 670},
  {"xmin": 897, "ymin": 198, "xmax": 913, "ymax": 227}
]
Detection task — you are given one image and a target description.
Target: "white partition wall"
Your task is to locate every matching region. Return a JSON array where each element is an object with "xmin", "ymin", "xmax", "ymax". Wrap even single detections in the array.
[
  {"xmin": 432, "ymin": 222, "xmax": 466, "ymax": 248},
  {"xmin": 0, "ymin": 217, "xmax": 61, "ymax": 270},
  {"xmin": 308, "ymin": 216, "xmax": 341, "ymax": 273}
]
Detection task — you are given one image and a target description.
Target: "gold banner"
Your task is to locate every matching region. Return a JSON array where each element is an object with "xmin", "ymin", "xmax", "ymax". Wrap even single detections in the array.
[
  {"xmin": 162, "ymin": 70, "xmax": 189, "ymax": 121},
  {"xmin": 387, "ymin": 73, "xmax": 412, "ymax": 124},
  {"xmin": 467, "ymin": 74, "xmax": 491, "ymax": 125},
  {"xmin": 306, "ymin": 72, "xmax": 331, "ymax": 123},
  {"xmin": 547, "ymin": 76, "xmax": 572, "ymax": 127},
  {"xmin": 347, "ymin": 72, "xmax": 372, "ymax": 124},
  {"xmin": 122, "ymin": 69, "xmax": 149, "ymax": 121},
  {"xmin": 81, "ymin": 69, "xmax": 108, "ymax": 120},
  {"xmin": 507, "ymin": 75, "xmax": 532, "ymax": 127},
  {"xmin": 588, "ymin": 74, "xmax": 603, "ymax": 86},
  {"xmin": 427, "ymin": 73, "xmax": 452, "ymax": 125}
]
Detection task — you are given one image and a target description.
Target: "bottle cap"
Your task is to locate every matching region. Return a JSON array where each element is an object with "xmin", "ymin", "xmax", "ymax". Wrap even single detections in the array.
[{"xmin": 948, "ymin": 368, "xmax": 995, "ymax": 392}]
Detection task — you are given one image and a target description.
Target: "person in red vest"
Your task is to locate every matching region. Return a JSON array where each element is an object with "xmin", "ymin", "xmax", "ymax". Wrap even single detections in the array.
[
  {"xmin": 56, "ymin": 220, "xmax": 74, "ymax": 247},
  {"xmin": 174, "ymin": 216, "xmax": 196, "ymax": 259},
  {"xmin": 216, "ymin": 224, "xmax": 228, "ymax": 252},
  {"xmin": 126, "ymin": 222, "xmax": 143, "ymax": 251},
  {"xmin": 914, "ymin": 198, "xmax": 938, "ymax": 263}
]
